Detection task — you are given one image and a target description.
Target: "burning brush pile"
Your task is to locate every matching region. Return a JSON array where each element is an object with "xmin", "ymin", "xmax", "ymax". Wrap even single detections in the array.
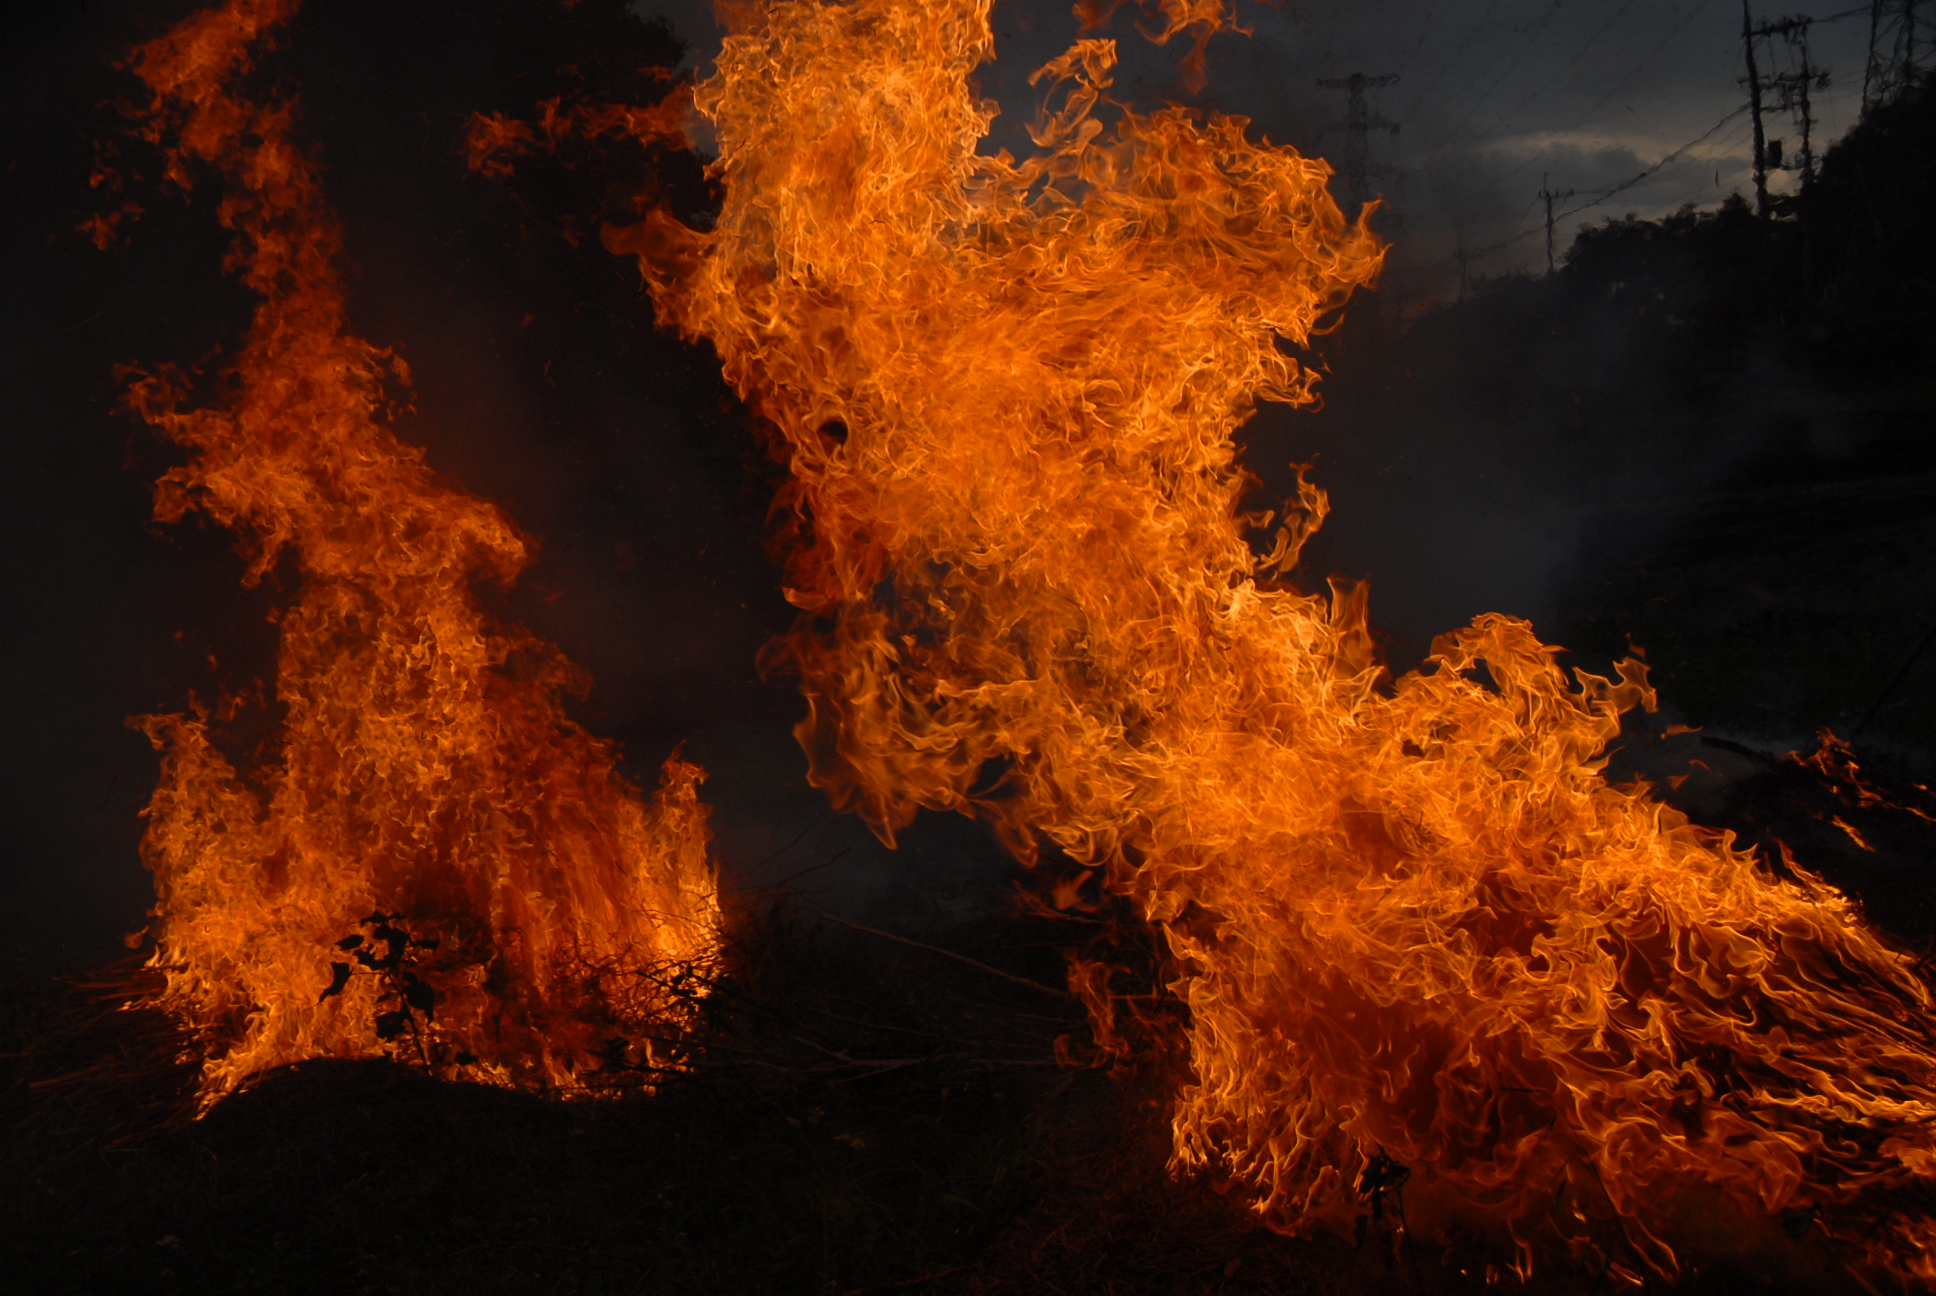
[
  {"xmin": 116, "ymin": 0, "xmax": 721, "ymax": 1100},
  {"xmin": 30, "ymin": 0, "xmax": 1936, "ymax": 1289}
]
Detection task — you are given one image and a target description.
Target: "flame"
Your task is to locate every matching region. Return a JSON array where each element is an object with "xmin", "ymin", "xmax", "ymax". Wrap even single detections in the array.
[
  {"xmin": 121, "ymin": 0, "xmax": 720, "ymax": 1100},
  {"xmin": 1801, "ymin": 729, "xmax": 1936, "ymax": 826},
  {"xmin": 599, "ymin": 0, "xmax": 1936, "ymax": 1280}
]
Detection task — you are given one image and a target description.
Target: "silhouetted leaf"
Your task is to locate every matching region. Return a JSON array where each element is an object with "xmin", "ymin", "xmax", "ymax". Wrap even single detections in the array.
[
  {"xmin": 336, "ymin": 934, "xmax": 364, "ymax": 950},
  {"xmin": 319, "ymin": 961, "xmax": 352, "ymax": 1001},
  {"xmin": 403, "ymin": 977, "xmax": 436, "ymax": 1014},
  {"xmin": 454, "ymin": 1050, "xmax": 478, "ymax": 1066},
  {"xmin": 353, "ymin": 949, "xmax": 379, "ymax": 968},
  {"xmin": 374, "ymin": 1010, "xmax": 410, "ymax": 1040},
  {"xmin": 411, "ymin": 938, "xmax": 440, "ymax": 950}
]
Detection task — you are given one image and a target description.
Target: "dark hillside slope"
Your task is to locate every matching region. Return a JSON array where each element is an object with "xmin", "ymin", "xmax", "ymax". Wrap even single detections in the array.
[{"xmin": 1246, "ymin": 73, "xmax": 1936, "ymax": 754}]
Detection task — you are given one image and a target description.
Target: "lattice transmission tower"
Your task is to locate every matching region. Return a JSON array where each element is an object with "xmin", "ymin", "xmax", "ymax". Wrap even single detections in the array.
[
  {"xmin": 1865, "ymin": 0, "xmax": 1927, "ymax": 111},
  {"xmin": 1316, "ymin": 72, "xmax": 1400, "ymax": 221}
]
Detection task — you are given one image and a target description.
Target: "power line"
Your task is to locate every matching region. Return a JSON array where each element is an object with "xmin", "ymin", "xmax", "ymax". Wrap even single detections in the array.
[
  {"xmin": 1447, "ymin": 0, "xmax": 1867, "ymax": 199},
  {"xmin": 1506, "ymin": 0, "xmax": 1726, "ymax": 180},
  {"xmin": 1556, "ymin": 104, "xmax": 1751, "ymax": 218},
  {"xmin": 1487, "ymin": 0, "xmax": 1726, "ymax": 200},
  {"xmin": 1392, "ymin": 12, "xmax": 1444, "ymax": 79},
  {"xmin": 1402, "ymin": 0, "xmax": 1509, "ymax": 122},
  {"xmin": 1427, "ymin": 1, "xmax": 1572, "ymax": 149},
  {"xmin": 1486, "ymin": 0, "xmax": 1648, "ymax": 140},
  {"xmin": 1373, "ymin": 1, "xmax": 1879, "ymax": 296},
  {"xmin": 1408, "ymin": 103, "xmax": 1752, "ymax": 275}
]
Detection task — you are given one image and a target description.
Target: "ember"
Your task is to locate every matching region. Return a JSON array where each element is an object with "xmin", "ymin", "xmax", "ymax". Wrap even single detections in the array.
[
  {"xmin": 584, "ymin": 0, "xmax": 1936, "ymax": 1282},
  {"xmin": 121, "ymin": 0, "xmax": 721, "ymax": 1101}
]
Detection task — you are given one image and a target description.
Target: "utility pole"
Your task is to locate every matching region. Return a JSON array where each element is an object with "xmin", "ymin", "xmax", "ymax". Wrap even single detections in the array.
[
  {"xmin": 1538, "ymin": 174, "xmax": 1576, "ymax": 274},
  {"xmin": 1743, "ymin": 11, "xmax": 1832, "ymax": 206},
  {"xmin": 1455, "ymin": 246, "xmax": 1470, "ymax": 302},
  {"xmin": 1866, "ymin": 0, "xmax": 1889, "ymax": 108},
  {"xmin": 1316, "ymin": 72, "xmax": 1400, "ymax": 220},
  {"xmin": 1761, "ymin": 16, "xmax": 1827, "ymax": 190},
  {"xmin": 1743, "ymin": 0, "xmax": 1772, "ymax": 218}
]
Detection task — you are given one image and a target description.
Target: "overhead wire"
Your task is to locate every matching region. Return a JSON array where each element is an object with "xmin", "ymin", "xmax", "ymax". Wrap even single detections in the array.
[
  {"xmin": 1350, "ymin": 0, "xmax": 1879, "ymax": 294},
  {"xmin": 1487, "ymin": 0, "xmax": 1648, "ymax": 138},
  {"xmin": 1375, "ymin": 99, "xmax": 1753, "ymax": 290},
  {"xmin": 1425, "ymin": 0, "xmax": 1572, "ymax": 148},
  {"xmin": 1484, "ymin": 104, "xmax": 1752, "ymax": 261},
  {"xmin": 1536, "ymin": 107, "xmax": 1748, "ymax": 236},
  {"xmin": 1403, "ymin": 0, "xmax": 1508, "ymax": 121},
  {"xmin": 1491, "ymin": 0, "xmax": 1725, "ymax": 192},
  {"xmin": 1391, "ymin": 5, "xmax": 1446, "ymax": 78},
  {"xmin": 1482, "ymin": 0, "xmax": 1871, "ymax": 207}
]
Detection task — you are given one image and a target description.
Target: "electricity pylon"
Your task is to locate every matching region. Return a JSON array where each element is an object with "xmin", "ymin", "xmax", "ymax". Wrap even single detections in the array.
[{"xmin": 1317, "ymin": 72, "xmax": 1400, "ymax": 219}]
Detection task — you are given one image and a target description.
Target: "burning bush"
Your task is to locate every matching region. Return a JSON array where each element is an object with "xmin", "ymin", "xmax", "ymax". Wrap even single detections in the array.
[{"xmin": 119, "ymin": 0, "xmax": 721, "ymax": 1101}]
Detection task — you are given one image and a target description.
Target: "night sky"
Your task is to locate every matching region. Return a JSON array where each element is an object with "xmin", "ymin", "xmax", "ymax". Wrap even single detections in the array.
[{"xmin": 0, "ymin": 0, "xmax": 1896, "ymax": 975}]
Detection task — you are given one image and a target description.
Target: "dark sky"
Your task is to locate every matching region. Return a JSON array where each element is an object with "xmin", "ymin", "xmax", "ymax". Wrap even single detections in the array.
[
  {"xmin": 0, "ymin": 0, "xmax": 1892, "ymax": 977},
  {"xmin": 1196, "ymin": 0, "xmax": 1871, "ymax": 288},
  {"xmin": 646, "ymin": 0, "xmax": 1879, "ymax": 294}
]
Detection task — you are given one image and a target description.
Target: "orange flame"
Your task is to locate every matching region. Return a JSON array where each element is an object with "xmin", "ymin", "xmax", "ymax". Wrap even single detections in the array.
[
  {"xmin": 1802, "ymin": 728, "xmax": 1936, "ymax": 826},
  {"xmin": 122, "ymin": 0, "xmax": 720, "ymax": 1100},
  {"xmin": 603, "ymin": 0, "xmax": 1936, "ymax": 1280}
]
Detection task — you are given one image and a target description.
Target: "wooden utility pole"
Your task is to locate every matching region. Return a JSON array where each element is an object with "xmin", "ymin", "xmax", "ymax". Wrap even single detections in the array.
[
  {"xmin": 1867, "ymin": 0, "xmax": 1889, "ymax": 108},
  {"xmin": 1539, "ymin": 174, "xmax": 1576, "ymax": 274},
  {"xmin": 1762, "ymin": 16, "xmax": 1826, "ymax": 189},
  {"xmin": 1316, "ymin": 72, "xmax": 1400, "ymax": 219},
  {"xmin": 1743, "ymin": 0, "xmax": 1772, "ymax": 217}
]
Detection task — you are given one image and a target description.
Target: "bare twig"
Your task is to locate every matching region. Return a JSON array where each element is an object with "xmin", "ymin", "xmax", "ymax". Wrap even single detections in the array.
[
  {"xmin": 836, "ymin": 1264, "xmax": 962, "ymax": 1294},
  {"xmin": 818, "ymin": 914, "xmax": 1071, "ymax": 1000},
  {"xmin": 793, "ymin": 1002, "xmax": 1042, "ymax": 1053},
  {"xmin": 761, "ymin": 847, "xmax": 851, "ymax": 892},
  {"xmin": 1854, "ymin": 618, "xmax": 1936, "ymax": 735}
]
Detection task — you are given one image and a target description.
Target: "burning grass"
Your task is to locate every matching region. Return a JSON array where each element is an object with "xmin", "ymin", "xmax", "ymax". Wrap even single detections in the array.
[
  {"xmin": 113, "ymin": 0, "xmax": 722, "ymax": 1102},
  {"xmin": 1, "ymin": 905, "xmax": 1152, "ymax": 1296},
  {"xmin": 5, "ymin": 887, "xmax": 1914, "ymax": 1295},
  {"xmin": 30, "ymin": 0, "xmax": 1936, "ymax": 1289},
  {"xmin": 585, "ymin": 0, "xmax": 1936, "ymax": 1281}
]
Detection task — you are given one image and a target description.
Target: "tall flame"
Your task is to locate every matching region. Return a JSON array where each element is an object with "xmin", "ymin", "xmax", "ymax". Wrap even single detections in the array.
[
  {"xmin": 607, "ymin": 0, "xmax": 1936, "ymax": 1280},
  {"xmin": 123, "ymin": 0, "xmax": 720, "ymax": 1099}
]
